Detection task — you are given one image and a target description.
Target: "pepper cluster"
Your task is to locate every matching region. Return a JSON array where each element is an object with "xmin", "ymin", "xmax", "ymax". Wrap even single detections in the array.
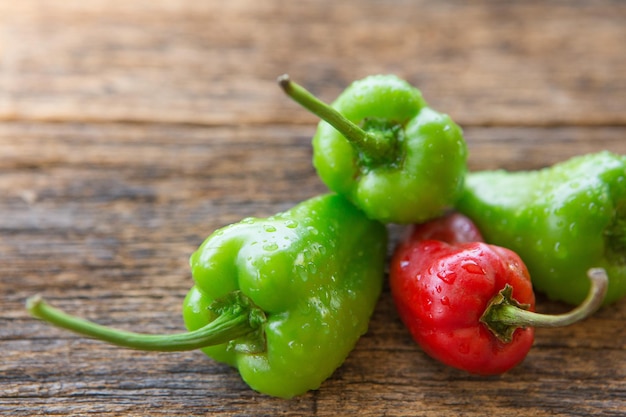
[{"xmin": 27, "ymin": 75, "xmax": 623, "ymax": 398}]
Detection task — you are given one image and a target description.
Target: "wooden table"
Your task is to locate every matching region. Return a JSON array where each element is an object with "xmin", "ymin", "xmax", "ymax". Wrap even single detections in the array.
[{"xmin": 1, "ymin": 1, "xmax": 625, "ymax": 415}]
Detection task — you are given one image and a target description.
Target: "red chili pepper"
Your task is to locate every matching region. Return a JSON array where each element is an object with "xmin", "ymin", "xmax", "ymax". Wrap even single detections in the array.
[{"xmin": 390, "ymin": 212, "xmax": 609, "ymax": 375}]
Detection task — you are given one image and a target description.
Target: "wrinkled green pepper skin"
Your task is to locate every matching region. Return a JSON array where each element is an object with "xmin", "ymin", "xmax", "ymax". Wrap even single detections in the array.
[
  {"xmin": 182, "ymin": 194, "xmax": 388, "ymax": 398},
  {"xmin": 313, "ymin": 75, "xmax": 468, "ymax": 224},
  {"xmin": 457, "ymin": 151, "xmax": 626, "ymax": 305}
]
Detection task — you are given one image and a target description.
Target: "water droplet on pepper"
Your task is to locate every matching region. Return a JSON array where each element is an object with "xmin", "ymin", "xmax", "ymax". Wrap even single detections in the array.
[
  {"xmin": 285, "ymin": 220, "xmax": 298, "ymax": 229},
  {"xmin": 437, "ymin": 270, "xmax": 457, "ymax": 284},
  {"xmin": 461, "ymin": 260, "xmax": 484, "ymax": 275},
  {"xmin": 263, "ymin": 242, "xmax": 278, "ymax": 251}
]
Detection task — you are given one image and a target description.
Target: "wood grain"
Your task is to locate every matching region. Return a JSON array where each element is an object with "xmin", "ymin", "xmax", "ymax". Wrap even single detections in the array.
[
  {"xmin": 1, "ymin": 1, "xmax": 625, "ymax": 416},
  {"xmin": 1, "ymin": 0, "xmax": 625, "ymax": 127}
]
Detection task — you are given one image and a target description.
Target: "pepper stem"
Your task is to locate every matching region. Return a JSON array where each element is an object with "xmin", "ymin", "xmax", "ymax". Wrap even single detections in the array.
[
  {"xmin": 277, "ymin": 74, "xmax": 395, "ymax": 162},
  {"xmin": 480, "ymin": 268, "xmax": 609, "ymax": 343},
  {"xmin": 26, "ymin": 291, "xmax": 266, "ymax": 352}
]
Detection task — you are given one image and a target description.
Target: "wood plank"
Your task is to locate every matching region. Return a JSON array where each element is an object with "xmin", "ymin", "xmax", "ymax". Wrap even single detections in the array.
[
  {"xmin": 0, "ymin": 0, "xmax": 624, "ymax": 126},
  {"xmin": 1, "ymin": 122, "xmax": 625, "ymax": 415}
]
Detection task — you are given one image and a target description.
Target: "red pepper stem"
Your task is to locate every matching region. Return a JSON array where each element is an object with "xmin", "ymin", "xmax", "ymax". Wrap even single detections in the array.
[
  {"xmin": 277, "ymin": 74, "xmax": 394, "ymax": 161},
  {"xmin": 480, "ymin": 268, "xmax": 609, "ymax": 343},
  {"xmin": 26, "ymin": 292, "xmax": 265, "ymax": 352}
]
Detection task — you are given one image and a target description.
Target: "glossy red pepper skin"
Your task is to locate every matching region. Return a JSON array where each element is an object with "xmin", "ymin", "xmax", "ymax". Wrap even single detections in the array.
[{"xmin": 390, "ymin": 213, "xmax": 536, "ymax": 375}]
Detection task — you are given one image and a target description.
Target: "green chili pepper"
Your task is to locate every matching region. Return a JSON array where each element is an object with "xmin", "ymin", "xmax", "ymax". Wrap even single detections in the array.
[
  {"xmin": 456, "ymin": 151, "xmax": 626, "ymax": 306},
  {"xmin": 279, "ymin": 74, "xmax": 468, "ymax": 224},
  {"xmin": 27, "ymin": 194, "xmax": 388, "ymax": 398}
]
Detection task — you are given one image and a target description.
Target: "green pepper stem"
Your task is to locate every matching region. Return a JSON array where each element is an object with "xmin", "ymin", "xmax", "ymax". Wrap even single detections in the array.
[
  {"xmin": 277, "ymin": 74, "xmax": 394, "ymax": 161},
  {"xmin": 26, "ymin": 293, "xmax": 263, "ymax": 352},
  {"xmin": 480, "ymin": 268, "xmax": 609, "ymax": 343}
]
